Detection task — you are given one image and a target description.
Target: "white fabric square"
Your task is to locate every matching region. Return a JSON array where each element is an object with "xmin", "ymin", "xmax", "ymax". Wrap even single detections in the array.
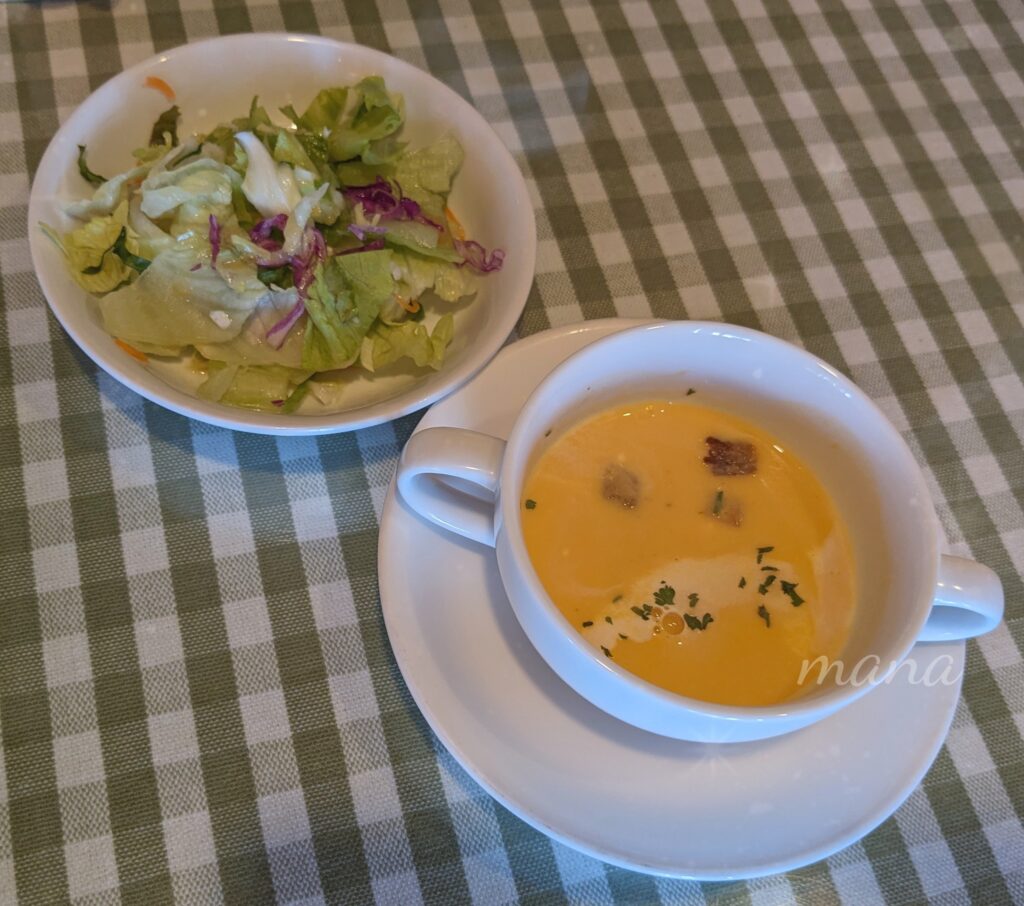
[
  {"xmin": 946, "ymin": 724, "xmax": 997, "ymax": 778},
  {"xmin": 963, "ymin": 454, "xmax": 1008, "ymax": 498},
  {"xmin": 349, "ymin": 766, "xmax": 402, "ymax": 826},
  {"xmin": 590, "ymin": 231, "xmax": 631, "ymax": 266},
  {"xmin": 22, "ymin": 459, "xmax": 69, "ymax": 507},
  {"xmin": 6, "ymin": 306, "xmax": 49, "ymax": 347},
  {"xmin": 240, "ymin": 689, "xmax": 292, "ymax": 746},
  {"xmin": 43, "ymin": 634, "xmax": 91, "ymax": 688},
  {"xmin": 148, "ymin": 710, "xmax": 200, "ymax": 766},
  {"xmin": 309, "ymin": 582, "xmax": 357, "ymax": 631},
  {"xmin": 654, "ymin": 223, "xmax": 694, "ymax": 257},
  {"xmin": 329, "ymin": 670, "xmax": 379, "ymax": 725},
  {"xmin": 15, "ymin": 380, "xmax": 60, "ymax": 424},
  {"xmin": 290, "ymin": 496, "xmax": 336, "ymax": 543},
  {"xmin": 223, "ymin": 597, "xmax": 274, "ymax": 649},
  {"xmin": 835, "ymin": 328, "xmax": 877, "ymax": 367},
  {"xmin": 258, "ymin": 790, "xmax": 313, "ymax": 848},
  {"xmin": 121, "ymin": 526, "xmax": 169, "ymax": 578},
  {"xmin": 108, "ymin": 444, "xmax": 156, "ymax": 490},
  {"xmin": 135, "ymin": 615, "xmax": 184, "ymax": 669},
  {"xmin": 164, "ymin": 811, "xmax": 217, "ymax": 872},
  {"xmin": 53, "ymin": 731, "xmax": 105, "ymax": 789},
  {"xmin": 895, "ymin": 319, "xmax": 938, "ymax": 356},
  {"xmin": 207, "ymin": 510, "xmax": 255, "ymax": 559},
  {"xmin": 64, "ymin": 835, "xmax": 118, "ymax": 899}
]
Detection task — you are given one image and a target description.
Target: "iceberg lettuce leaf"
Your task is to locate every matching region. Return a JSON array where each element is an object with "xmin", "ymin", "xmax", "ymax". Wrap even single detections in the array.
[
  {"xmin": 196, "ymin": 288, "xmax": 307, "ymax": 368},
  {"xmin": 51, "ymin": 201, "xmax": 141, "ymax": 294},
  {"xmin": 327, "ymin": 76, "xmax": 404, "ymax": 162},
  {"xmin": 236, "ymin": 131, "xmax": 301, "ymax": 218},
  {"xmin": 294, "ymin": 87, "xmax": 349, "ymax": 133},
  {"xmin": 391, "ymin": 132, "xmax": 464, "ymax": 202},
  {"xmin": 198, "ymin": 362, "xmax": 311, "ymax": 410},
  {"xmin": 98, "ymin": 245, "xmax": 266, "ymax": 346},
  {"xmin": 396, "ymin": 251, "xmax": 477, "ymax": 302},
  {"xmin": 301, "ymin": 250, "xmax": 393, "ymax": 371},
  {"xmin": 66, "ymin": 164, "xmax": 150, "ymax": 220},
  {"xmin": 360, "ymin": 313, "xmax": 454, "ymax": 373},
  {"xmin": 139, "ymin": 158, "xmax": 240, "ymax": 226},
  {"xmin": 382, "ymin": 220, "xmax": 462, "ymax": 262}
]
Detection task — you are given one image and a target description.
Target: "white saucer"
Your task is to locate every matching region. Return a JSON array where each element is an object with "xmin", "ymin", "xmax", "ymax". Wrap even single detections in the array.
[{"xmin": 378, "ymin": 318, "xmax": 964, "ymax": 880}]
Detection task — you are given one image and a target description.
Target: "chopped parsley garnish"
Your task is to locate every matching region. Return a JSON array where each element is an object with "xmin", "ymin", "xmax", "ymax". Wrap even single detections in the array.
[
  {"xmin": 544, "ymin": 429, "xmax": 552, "ymax": 437},
  {"xmin": 605, "ymin": 616, "xmax": 613, "ymax": 624},
  {"xmin": 757, "ymin": 574, "xmax": 777, "ymax": 595},
  {"xmin": 756, "ymin": 545, "xmax": 774, "ymax": 564},
  {"xmin": 757, "ymin": 604, "xmax": 771, "ymax": 627},
  {"xmin": 712, "ymin": 489, "xmax": 725, "ymax": 516},
  {"xmin": 630, "ymin": 605, "xmax": 649, "ymax": 621},
  {"xmin": 612, "ymin": 594, "xmax": 623, "ymax": 603},
  {"xmin": 738, "ymin": 576, "xmax": 747, "ymax": 589},
  {"xmin": 781, "ymin": 580, "xmax": 805, "ymax": 606},
  {"xmin": 687, "ymin": 592, "xmax": 699, "ymax": 608},
  {"xmin": 524, "ymin": 499, "xmax": 537, "ymax": 510},
  {"xmin": 686, "ymin": 387, "xmax": 696, "ymax": 396},
  {"xmin": 653, "ymin": 585, "xmax": 676, "ymax": 608},
  {"xmin": 618, "ymin": 633, "xmax": 628, "ymax": 640},
  {"xmin": 761, "ymin": 565, "xmax": 778, "ymax": 572},
  {"xmin": 582, "ymin": 620, "xmax": 593, "ymax": 627},
  {"xmin": 601, "ymin": 645, "xmax": 613, "ymax": 658},
  {"xmin": 680, "ymin": 612, "xmax": 714, "ymax": 631}
]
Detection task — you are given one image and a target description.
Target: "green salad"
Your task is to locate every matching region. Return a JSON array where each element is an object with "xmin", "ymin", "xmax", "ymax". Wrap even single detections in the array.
[{"xmin": 42, "ymin": 77, "xmax": 504, "ymax": 412}]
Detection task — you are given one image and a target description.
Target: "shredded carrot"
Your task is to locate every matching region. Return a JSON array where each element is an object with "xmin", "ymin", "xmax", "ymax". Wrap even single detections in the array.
[
  {"xmin": 144, "ymin": 76, "xmax": 176, "ymax": 102},
  {"xmin": 395, "ymin": 295, "xmax": 421, "ymax": 314},
  {"xmin": 115, "ymin": 338, "xmax": 148, "ymax": 362},
  {"xmin": 444, "ymin": 206, "xmax": 466, "ymax": 241}
]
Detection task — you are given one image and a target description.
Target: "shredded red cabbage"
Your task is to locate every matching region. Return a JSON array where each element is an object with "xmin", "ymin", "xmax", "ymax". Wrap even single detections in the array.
[
  {"xmin": 208, "ymin": 214, "xmax": 221, "ymax": 265},
  {"xmin": 454, "ymin": 238, "xmax": 505, "ymax": 273},
  {"xmin": 348, "ymin": 223, "xmax": 387, "ymax": 242},
  {"xmin": 343, "ymin": 177, "xmax": 441, "ymax": 230},
  {"xmin": 265, "ymin": 298, "xmax": 306, "ymax": 348},
  {"xmin": 263, "ymin": 228, "xmax": 330, "ymax": 348},
  {"xmin": 291, "ymin": 231, "xmax": 325, "ymax": 298},
  {"xmin": 250, "ymin": 213, "xmax": 288, "ymax": 251}
]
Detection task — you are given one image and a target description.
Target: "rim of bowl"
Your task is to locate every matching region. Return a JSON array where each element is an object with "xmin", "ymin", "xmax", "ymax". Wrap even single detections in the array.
[
  {"xmin": 27, "ymin": 32, "xmax": 537, "ymax": 435},
  {"xmin": 499, "ymin": 320, "xmax": 940, "ymax": 725}
]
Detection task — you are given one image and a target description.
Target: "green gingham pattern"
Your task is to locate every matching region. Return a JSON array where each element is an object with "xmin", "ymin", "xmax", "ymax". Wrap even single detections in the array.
[{"xmin": 1, "ymin": 0, "xmax": 1021, "ymax": 902}]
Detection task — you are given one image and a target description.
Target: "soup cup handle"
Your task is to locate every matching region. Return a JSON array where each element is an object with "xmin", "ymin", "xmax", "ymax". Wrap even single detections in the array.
[
  {"xmin": 918, "ymin": 555, "xmax": 1004, "ymax": 642},
  {"xmin": 397, "ymin": 427, "xmax": 506, "ymax": 547}
]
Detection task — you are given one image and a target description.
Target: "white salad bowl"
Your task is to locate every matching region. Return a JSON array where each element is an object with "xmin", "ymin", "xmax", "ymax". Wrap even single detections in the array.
[{"xmin": 27, "ymin": 33, "xmax": 536, "ymax": 434}]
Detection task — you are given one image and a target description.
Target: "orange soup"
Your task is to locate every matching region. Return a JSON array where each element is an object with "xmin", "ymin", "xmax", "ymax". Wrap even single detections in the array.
[{"xmin": 521, "ymin": 398, "xmax": 855, "ymax": 707}]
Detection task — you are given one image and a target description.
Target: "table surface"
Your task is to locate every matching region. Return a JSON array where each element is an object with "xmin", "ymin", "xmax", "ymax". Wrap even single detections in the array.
[{"xmin": 1, "ymin": 0, "xmax": 1022, "ymax": 904}]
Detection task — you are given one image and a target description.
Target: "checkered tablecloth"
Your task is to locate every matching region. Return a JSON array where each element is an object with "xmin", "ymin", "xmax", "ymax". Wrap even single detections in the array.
[{"xmin": 1, "ymin": 0, "xmax": 1022, "ymax": 903}]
